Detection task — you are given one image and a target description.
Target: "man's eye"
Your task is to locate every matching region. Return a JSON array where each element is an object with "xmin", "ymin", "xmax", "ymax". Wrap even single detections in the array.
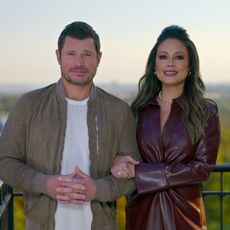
[
  {"xmin": 67, "ymin": 52, "xmax": 74, "ymax": 56},
  {"xmin": 83, "ymin": 52, "xmax": 92, "ymax": 57}
]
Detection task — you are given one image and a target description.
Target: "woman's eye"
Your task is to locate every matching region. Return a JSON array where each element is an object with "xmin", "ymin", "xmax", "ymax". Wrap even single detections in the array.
[
  {"xmin": 175, "ymin": 55, "xmax": 184, "ymax": 60},
  {"xmin": 159, "ymin": 55, "xmax": 167, "ymax": 60}
]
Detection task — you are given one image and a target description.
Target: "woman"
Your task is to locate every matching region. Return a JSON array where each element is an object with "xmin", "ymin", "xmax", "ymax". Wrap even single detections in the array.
[{"xmin": 112, "ymin": 25, "xmax": 220, "ymax": 230}]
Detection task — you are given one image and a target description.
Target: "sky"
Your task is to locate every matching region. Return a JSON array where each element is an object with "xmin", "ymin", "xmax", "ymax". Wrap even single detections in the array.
[{"xmin": 1, "ymin": 0, "xmax": 230, "ymax": 87}]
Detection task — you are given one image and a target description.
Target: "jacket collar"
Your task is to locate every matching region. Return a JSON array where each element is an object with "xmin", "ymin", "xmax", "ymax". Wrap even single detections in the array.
[
  {"xmin": 55, "ymin": 79, "xmax": 97, "ymax": 103},
  {"xmin": 55, "ymin": 79, "xmax": 66, "ymax": 102},
  {"xmin": 143, "ymin": 94, "xmax": 187, "ymax": 110}
]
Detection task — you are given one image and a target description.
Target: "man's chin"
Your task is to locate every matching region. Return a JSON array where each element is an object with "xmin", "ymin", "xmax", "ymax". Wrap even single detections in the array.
[{"xmin": 62, "ymin": 76, "xmax": 93, "ymax": 86}]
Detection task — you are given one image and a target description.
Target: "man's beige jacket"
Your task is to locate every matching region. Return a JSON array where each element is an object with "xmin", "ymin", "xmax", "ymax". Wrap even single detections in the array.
[{"xmin": 0, "ymin": 80, "xmax": 141, "ymax": 230}]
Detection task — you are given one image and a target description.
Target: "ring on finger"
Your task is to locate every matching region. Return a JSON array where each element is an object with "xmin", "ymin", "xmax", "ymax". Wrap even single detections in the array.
[{"xmin": 117, "ymin": 171, "xmax": 122, "ymax": 176}]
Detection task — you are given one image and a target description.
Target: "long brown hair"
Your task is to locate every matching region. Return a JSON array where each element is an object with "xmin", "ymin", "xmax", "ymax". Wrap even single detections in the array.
[{"xmin": 131, "ymin": 25, "xmax": 210, "ymax": 144}]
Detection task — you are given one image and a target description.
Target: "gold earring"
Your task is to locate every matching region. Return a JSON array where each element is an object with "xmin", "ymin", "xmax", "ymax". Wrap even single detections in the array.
[{"xmin": 188, "ymin": 71, "xmax": 191, "ymax": 76}]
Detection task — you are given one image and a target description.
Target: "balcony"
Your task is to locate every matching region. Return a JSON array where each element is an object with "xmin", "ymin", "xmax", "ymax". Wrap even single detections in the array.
[{"xmin": 1, "ymin": 164, "xmax": 230, "ymax": 230}]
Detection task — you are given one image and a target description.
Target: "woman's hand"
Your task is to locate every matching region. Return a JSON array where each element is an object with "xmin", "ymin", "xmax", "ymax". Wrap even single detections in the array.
[{"xmin": 111, "ymin": 155, "xmax": 140, "ymax": 179}]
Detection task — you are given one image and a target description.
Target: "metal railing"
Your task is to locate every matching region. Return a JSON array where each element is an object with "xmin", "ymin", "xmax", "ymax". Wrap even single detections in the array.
[
  {"xmin": 202, "ymin": 164, "xmax": 230, "ymax": 230},
  {"xmin": 1, "ymin": 164, "xmax": 230, "ymax": 230},
  {"xmin": 0, "ymin": 181, "xmax": 14, "ymax": 230}
]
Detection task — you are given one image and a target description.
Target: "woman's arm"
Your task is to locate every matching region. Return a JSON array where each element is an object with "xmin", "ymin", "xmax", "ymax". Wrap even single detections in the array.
[{"xmin": 135, "ymin": 102, "xmax": 221, "ymax": 194}]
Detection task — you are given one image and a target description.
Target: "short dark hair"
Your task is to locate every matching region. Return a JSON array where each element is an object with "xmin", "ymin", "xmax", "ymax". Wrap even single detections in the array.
[{"xmin": 58, "ymin": 21, "xmax": 101, "ymax": 54}]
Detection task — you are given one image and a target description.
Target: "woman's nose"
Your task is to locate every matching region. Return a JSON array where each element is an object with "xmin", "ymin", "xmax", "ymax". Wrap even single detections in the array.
[{"xmin": 167, "ymin": 58, "xmax": 174, "ymax": 67}]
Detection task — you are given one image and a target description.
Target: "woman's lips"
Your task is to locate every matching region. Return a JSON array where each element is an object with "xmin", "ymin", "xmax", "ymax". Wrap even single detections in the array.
[{"xmin": 164, "ymin": 71, "xmax": 178, "ymax": 77}]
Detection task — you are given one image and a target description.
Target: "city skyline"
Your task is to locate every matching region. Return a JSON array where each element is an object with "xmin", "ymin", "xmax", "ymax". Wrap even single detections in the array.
[{"xmin": 1, "ymin": 0, "xmax": 230, "ymax": 86}]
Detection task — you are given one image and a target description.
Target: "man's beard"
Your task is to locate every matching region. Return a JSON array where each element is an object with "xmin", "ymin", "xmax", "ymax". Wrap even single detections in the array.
[{"xmin": 61, "ymin": 67, "xmax": 94, "ymax": 86}]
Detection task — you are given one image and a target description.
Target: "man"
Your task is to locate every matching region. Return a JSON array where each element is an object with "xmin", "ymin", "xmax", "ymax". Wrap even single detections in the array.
[{"xmin": 0, "ymin": 21, "xmax": 140, "ymax": 230}]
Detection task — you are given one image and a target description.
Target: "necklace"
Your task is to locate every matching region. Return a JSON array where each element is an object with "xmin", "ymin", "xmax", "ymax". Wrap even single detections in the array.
[{"xmin": 158, "ymin": 91, "xmax": 172, "ymax": 105}]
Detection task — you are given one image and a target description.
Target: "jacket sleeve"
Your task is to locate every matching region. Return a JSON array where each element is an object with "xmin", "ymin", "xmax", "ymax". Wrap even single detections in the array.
[
  {"xmin": 0, "ymin": 95, "xmax": 50, "ymax": 195},
  {"xmin": 94, "ymin": 103, "xmax": 142, "ymax": 201},
  {"xmin": 135, "ymin": 102, "xmax": 220, "ymax": 195}
]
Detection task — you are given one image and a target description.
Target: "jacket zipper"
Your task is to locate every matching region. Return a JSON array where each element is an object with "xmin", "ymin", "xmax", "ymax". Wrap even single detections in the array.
[{"xmin": 95, "ymin": 115, "xmax": 99, "ymax": 155}]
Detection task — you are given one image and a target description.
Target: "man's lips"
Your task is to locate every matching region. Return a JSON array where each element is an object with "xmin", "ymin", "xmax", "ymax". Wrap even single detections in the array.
[{"xmin": 70, "ymin": 68, "xmax": 88, "ymax": 74}]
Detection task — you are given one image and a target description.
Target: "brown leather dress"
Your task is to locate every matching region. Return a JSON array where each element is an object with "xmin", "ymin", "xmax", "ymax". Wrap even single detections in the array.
[{"xmin": 126, "ymin": 96, "xmax": 220, "ymax": 230}]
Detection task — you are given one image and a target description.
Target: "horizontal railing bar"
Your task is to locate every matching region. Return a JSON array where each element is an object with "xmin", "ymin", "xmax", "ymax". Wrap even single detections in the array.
[
  {"xmin": 12, "ymin": 192, "xmax": 23, "ymax": 197},
  {"xmin": 212, "ymin": 164, "xmax": 230, "ymax": 172},
  {"xmin": 202, "ymin": 191, "xmax": 230, "ymax": 196}
]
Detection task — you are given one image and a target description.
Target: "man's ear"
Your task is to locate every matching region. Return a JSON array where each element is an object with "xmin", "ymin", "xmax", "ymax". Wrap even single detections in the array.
[
  {"xmin": 97, "ymin": 52, "xmax": 102, "ymax": 67},
  {"xmin": 56, "ymin": 49, "xmax": 61, "ymax": 65}
]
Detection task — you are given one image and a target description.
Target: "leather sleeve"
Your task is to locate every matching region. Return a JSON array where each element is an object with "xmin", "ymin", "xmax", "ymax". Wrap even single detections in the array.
[{"xmin": 136, "ymin": 103, "xmax": 220, "ymax": 195}]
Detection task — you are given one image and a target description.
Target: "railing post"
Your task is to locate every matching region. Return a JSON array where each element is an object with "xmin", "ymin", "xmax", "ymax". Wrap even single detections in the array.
[
  {"xmin": 0, "ymin": 182, "xmax": 14, "ymax": 230},
  {"xmin": 8, "ymin": 186, "xmax": 14, "ymax": 230}
]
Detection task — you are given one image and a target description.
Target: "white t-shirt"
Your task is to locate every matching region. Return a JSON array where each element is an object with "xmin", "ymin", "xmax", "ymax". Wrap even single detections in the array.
[{"xmin": 54, "ymin": 97, "xmax": 92, "ymax": 230}]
